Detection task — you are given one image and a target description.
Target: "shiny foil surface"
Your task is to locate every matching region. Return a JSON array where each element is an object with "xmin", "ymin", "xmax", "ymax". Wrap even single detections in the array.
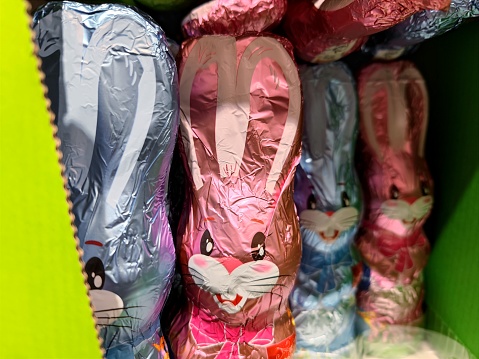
[
  {"xmin": 355, "ymin": 61, "xmax": 433, "ymax": 329},
  {"xmin": 357, "ymin": 272, "xmax": 424, "ymax": 329},
  {"xmin": 170, "ymin": 35, "xmax": 302, "ymax": 359},
  {"xmin": 182, "ymin": 0, "xmax": 287, "ymax": 37},
  {"xmin": 34, "ymin": 2, "xmax": 179, "ymax": 358},
  {"xmin": 283, "ymin": 0, "xmax": 450, "ymax": 63},
  {"xmin": 290, "ymin": 63, "xmax": 361, "ymax": 356},
  {"xmin": 365, "ymin": 0, "xmax": 479, "ymax": 60}
]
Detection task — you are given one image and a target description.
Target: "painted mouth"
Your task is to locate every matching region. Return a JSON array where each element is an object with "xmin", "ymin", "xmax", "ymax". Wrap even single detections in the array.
[
  {"xmin": 319, "ymin": 230, "xmax": 340, "ymax": 241},
  {"xmin": 215, "ymin": 294, "xmax": 243, "ymax": 306}
]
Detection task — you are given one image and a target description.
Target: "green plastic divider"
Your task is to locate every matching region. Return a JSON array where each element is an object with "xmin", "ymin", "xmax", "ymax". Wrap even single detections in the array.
[
  {"xmin": 0, "ymin": 2, "xmax": 102, "ymax": 358},
  {"xmin": 411, "ymin": 21, "xmax": 479, "ymax": 358}
]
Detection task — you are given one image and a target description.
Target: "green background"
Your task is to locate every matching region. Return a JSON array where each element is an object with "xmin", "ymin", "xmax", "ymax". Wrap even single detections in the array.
[
  {"xmin": 0, "ymin": 1, "xmax": 477, "ymax": 358},
  {"xmin": 0, "ymin": 1, "xmax": 102, "ymax": 358},
  {"xmin": 411, "ymin": 20, "xmax": 479, "ymax": 358}
]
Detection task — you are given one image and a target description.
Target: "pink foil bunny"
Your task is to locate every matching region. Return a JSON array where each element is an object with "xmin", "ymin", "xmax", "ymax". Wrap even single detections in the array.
[
  {"xmin": 356, "ymin": 61, "xmax": 433, "ymax": 327},
  {"xmin": 170, "ymin": 35, "xmax": 303, "ymax": 359}
]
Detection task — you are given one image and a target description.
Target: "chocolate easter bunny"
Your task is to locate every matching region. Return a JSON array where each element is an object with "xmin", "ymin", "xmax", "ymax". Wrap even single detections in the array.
[
  {"xmin": 170, "ymin": 35, "xmax": 302, "ymax": 359},
  {"xmin": 290, "ymin": 63, "xmax": 362, "ymax": 356},
  {"xmin": 356, "ymin": 61, "xmax": 433, "ymax": 327},
  {"xmin": 34, "ymin": 3, "xmax": 179, "ymax": 357}
]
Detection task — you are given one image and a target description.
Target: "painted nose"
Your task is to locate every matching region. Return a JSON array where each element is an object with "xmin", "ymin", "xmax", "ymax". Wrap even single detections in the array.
[
  {"xmin": 218, "ymin": 257, "xmax": 243, "ymax": 274},
  {"xmin": 325, "ymin": 211, "xmax": 335, "ymax": 217}
]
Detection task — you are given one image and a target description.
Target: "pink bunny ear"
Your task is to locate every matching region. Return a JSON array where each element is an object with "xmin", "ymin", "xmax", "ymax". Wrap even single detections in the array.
[
  {"xmin": 359, "ymin": 62, "xmax": 428, "ymax": 161},
  {"xmin": 233, "ymin": 37, "xmax": 302, "ymax": 195},
  {"xmin": 179, "ymin": 35, "xmax": 301, "ymax": 196},
  {"xmin": 179, "ymin": 36, "xmax": 237, "ymax": 190},
  {"xmin": 396, "ymin": 64, "xmax": 429, "ymax": 158}
]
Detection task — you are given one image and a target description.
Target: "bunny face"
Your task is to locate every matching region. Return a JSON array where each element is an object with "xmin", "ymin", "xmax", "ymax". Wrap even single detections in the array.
[
  {"xmin": 357, "ymin": 61, "xmax": 433, "ymax": 238},
  {"xmin": 34, "ymin": 3, "xmax": 178, "ymax": 355},
  {"xmin": 174, "ymin": 34, "xmax": 302, "ymax": 345}
]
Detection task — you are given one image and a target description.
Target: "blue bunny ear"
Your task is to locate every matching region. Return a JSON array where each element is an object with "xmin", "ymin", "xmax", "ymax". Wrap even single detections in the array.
[
  {"xmin": 300, "ymin": 62, "xmax": 358, "ymax": 165},
  {"xmin": 300, "ymin": 65, "xmax": 328, "ymax": 161}
]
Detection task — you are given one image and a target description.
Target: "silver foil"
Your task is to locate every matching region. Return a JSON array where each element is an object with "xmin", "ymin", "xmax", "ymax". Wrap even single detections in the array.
[
  {"xmin": 290, "ymin": 63, "xmax": 362, "ymax": 356},
  {"xmin": 34, "ymin": 2, "xmax": 179, "ymax": 358},
  {"xmin": 366, "ymin": 0, "xmax": 479, "ymax": 59}
]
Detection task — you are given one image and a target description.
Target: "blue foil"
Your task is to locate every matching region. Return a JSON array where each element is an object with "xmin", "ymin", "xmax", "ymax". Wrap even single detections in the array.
[
  {"xmin": 365, "ymin": 0, "xmax": 479, "ymax": 59},
  {"xmin": 290, "ymin": 63, "xmax": 362, "ymax": 356},
  {"xmin": 33, "ymin": 2, "xmax": 179, "ymax": 358}
]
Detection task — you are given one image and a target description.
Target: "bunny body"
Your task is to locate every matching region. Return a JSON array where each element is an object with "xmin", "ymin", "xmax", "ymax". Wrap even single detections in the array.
[
  {"xmin": 169, "ymin": 35, "xmax": 302, "ymax": 359},
  {"xmin": 356, "ymin": 61, "xmax": 433, "ymax": 328},
  {"xmin": 290, "ymin": 63, "xmax": 361, "ymax": 355},
  {"xmin": 34, "ymin": 3, "xmax": 179, "ymax": 357}
]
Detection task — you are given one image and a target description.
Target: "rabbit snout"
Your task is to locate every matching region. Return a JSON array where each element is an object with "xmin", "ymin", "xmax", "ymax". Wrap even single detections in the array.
[
  {"xmin": 188, "ymin": 254, "xmax": 280, "ymax": 314},
  {"xmin": 299, "ymin": 207, "xmax": 359, "ymax": 241}
]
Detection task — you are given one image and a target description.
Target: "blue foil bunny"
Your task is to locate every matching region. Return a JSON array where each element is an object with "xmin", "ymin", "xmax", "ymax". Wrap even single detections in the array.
[
  {"xmin": 290, "ymin": 62, "xmax": 362, "ymax": 357},
  {"xmin": 34, "ymin": 3, "xmax": 179, "ymax": 358}
]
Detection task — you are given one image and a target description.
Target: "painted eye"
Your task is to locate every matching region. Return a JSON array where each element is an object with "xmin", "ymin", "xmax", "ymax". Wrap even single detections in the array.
[
  {"xmin": 251, "ymin": 232, "xmax": 266, "ymax": 261},
  {"xmin": 341, "ymin": 191, "xmax": 350, "ymax": 207},
  {"xmin": 85, "ymin": 257, "xmax": 105, "ymax": 290},
  {"xmin": 421, "ymin": 181, "xmax": 430, "ymax": 196},
  {"xmin": 390, "ymin": 185, "xmax": 400, "ymax": 200},
  {"xmin": 200, "ymin": 230, "xmax": 214, "ymax": 256},
  {"xmin": 307, "ymin": 194, "xmax": 316, "ymax": 210}
]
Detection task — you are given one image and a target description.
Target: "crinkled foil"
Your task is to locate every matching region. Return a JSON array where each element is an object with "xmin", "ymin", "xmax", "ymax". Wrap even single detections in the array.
[
  {"xmin": 356, "ymin": 61, "xmax": 433, "ymax": 284},
  {"xmin": 290, "ymin": 63, "xmax": 361, "ymax": 356},
  {"xmin": 169, "ymin": 35, "xmax": 303, "ymax": 359},
  {"xmin": 365, "ymin": 0, "xmax": 479, "ymax": 60},
  {"xmin": 283, "ymin": 0, "xmax": 450, "ymax": 63},
  {"xmin": 357, "ymin": 271, "xmax": 424, "ymax": 328},
  {"xmin": 355, "ymin": 61, "xmax": 432, "ymax": 329},
  {"xmin": 181, "ymin": 0, "xmax": 287, "ymax": 37},
  {"xmin": 33, "ymin": 2, "xmax": 179, "ymax": 357}
]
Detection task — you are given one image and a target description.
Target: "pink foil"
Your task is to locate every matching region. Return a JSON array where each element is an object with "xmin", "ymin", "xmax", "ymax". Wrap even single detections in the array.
[
  {"xmin": 283, "ymin": 0, "xmax": 450, "ymax": 63},
  {"xmin": 170, "ymin": 35, "xmax": 302, "ymax": 359},
  {"xmin": 182, "ymin": 0, "xmax": 287, "ymax": 37},
  {"xmin": 357, "ymin": 271, "xmax": 424, "ymax": 327},
  {"xmin": 355, "ymin": 61, "xmax": 433, "ymax": 329},
  {"xmin": 356, "ymin": 61, "xmax": 433, "ymax": 284}
]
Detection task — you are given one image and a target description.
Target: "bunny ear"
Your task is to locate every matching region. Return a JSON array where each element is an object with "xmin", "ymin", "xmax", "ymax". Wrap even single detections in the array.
[
  {"xmin": 360, "ymin": 64, "xmax": 409, "ymax": 161},
  {"xmin": 61, "ymin": 14, "xmax": 158, "ymax": 207},
  {"xmin": 179, "ymin": 37, "xmax": 237, "ymax": 190},
  {"xmin": 301, "ymin": 63, "xmax": 357, "ymax": 162},
  {"xmin": 397, "ymin": 64, "xmax": 429, "ymax": 158},
  {"xmin": 56, "ymin": 10, "xmax": 99, "ymax": 186},
  {"xmin": 300, "ymin": 66, "xmax": 328, "ymax": 161},
  {"xmin": 234, "ymin": 37, "xmax": 301, "ymax": 195}
]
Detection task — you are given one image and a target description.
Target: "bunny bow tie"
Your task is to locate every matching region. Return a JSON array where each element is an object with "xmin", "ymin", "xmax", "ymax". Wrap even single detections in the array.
[
  {"xmin": 189, "ymin": 306, "xmax": 294, "ymax": 359},
  {"xmin": 365, "ymin": 224, "xmax": 428, "ymax": 274}
]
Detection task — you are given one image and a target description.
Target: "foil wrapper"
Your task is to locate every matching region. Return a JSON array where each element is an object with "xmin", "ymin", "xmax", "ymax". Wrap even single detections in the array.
[
  {"xmin": 356, "ymin": 61, "xmax": 433, "ymax": 284},
  {"xmin": 169, "ymin": 35, "xmax": 302, "ymax": 359},
  {"xmin": 357, "ymin": 271, "xmax": 424, "ymax": 329},
  {"xmin": 182, "ymin": 0, "xmax": 287, "ymax": 37},
  {"xmin": 34, "ymin": 2, "xmax": 179, "ymax": 358},
  {"xmin": 365, "ymin": 0, "xmax": 479, "ymax": 60},
  {"xmin": 290, "ymin": 63, "xmax": 361, "ymax": 356},
  {"xmin": 283, "ymin": 0, "xmax": 450, "ymax": 63}
]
